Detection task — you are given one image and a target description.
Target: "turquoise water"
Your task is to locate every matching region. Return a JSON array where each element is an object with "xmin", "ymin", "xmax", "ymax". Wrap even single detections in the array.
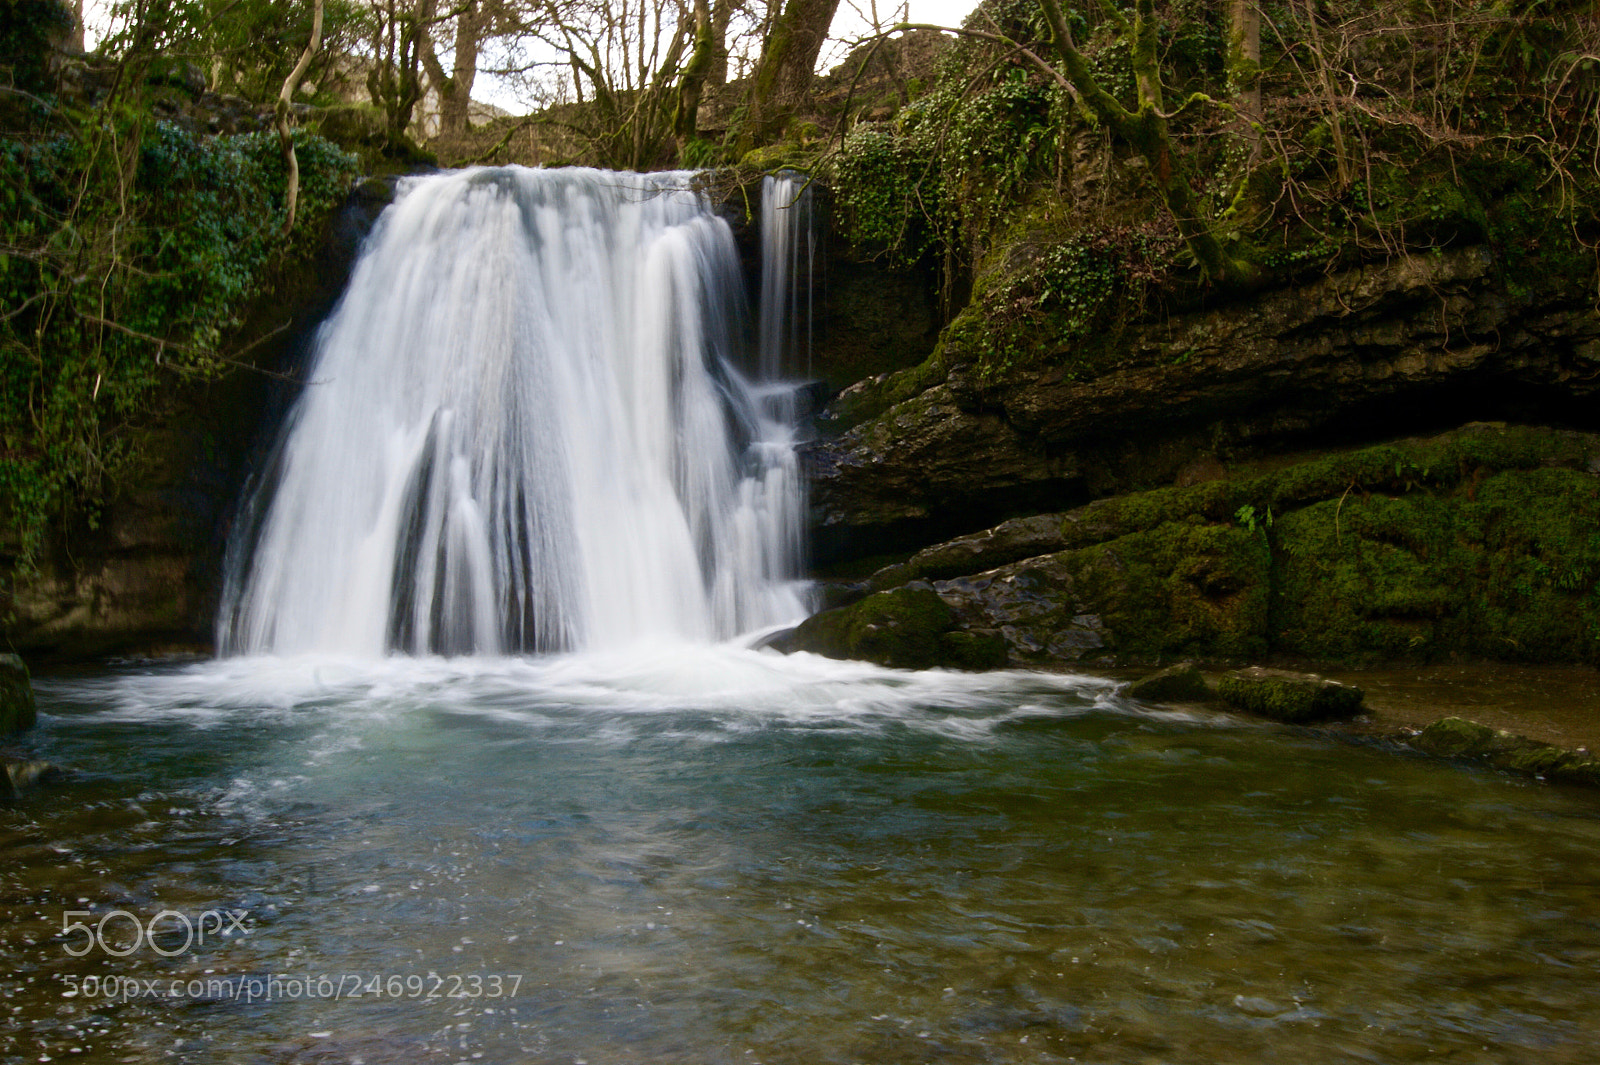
[{"xmin": 5, "ymin": 649, "xmax": 1600, "ymax": 1064}]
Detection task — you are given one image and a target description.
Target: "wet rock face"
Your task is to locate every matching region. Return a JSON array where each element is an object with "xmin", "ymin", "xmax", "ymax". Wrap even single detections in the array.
[{"xmin": 810, "ymin": 247, "xmax": 1600, "ymax": 556}]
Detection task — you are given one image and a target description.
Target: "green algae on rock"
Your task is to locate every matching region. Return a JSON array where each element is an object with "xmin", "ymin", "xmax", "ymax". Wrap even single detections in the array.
[
  {"xmin": 1216, "ymin": 667, "xmax": 1366, "ymax": 724},
  {"xmin": 1411, "ymin": 717, "xmax": 1600, "ymax": 788},
  {"xmin": 773, "ymin": 585, "xmax": 1006, "ymax": 671}
]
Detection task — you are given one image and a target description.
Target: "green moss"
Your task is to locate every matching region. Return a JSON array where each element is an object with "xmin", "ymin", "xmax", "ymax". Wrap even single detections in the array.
[
  {"xmin": 737, "ymin": 142, "xmax": 818, "ymax": 173},
  {"xmin": 822, "ymin": 350, "xmax": 948, "ymax": 433},
  {"xmin": 1125, "ymin": 661, "xmax": 1212, "ymax": 702},
  {"xmin": 1272, "ymin": 464, "xmax": 1600, "ymax": 664},
  {"xmin": 1412, "ymin": 716, "xmax": 1498, "ymax": 758},
  {"xmin": 1413, "ymin": 717, "xmax": 1600, "ymax": 787},
  {"xmin": 940, "ymin": 630, "xmax": 1010, "ymax": 670},
  {"xmin": 783, "ymin": 586, "xmax": 958, "ymax": 669},
  {"xmin": 1065, "ymin": 520, "xmax": 1271, "ymax": 662},
  {"xmin": 1216, "ymin": 668, "xmax": 1365, "ymax": 723}
]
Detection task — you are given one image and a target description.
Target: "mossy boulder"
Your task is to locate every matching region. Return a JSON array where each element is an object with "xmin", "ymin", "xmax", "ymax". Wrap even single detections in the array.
[
  {"xmin": 0, "ymin": 654, "xmax": 37, "ymax": 734},
  {"xmin": 1411, "ymin": 717, "xmax": 1600, "ymax": 787},
  {"xmin": 932, "ymin": 519, "xmax": 1271, "ymax": 666},
  {"xmin": 309, "ymin": 105, "xmax": 437, "ymax": 172},
  {"xmin": 1216, "ymin": 667, "xmax": 1365, "ymax": 724},
  {"xmin": 773, "ymin": 585, "xmax": 1006, "ymax": 670},
  {"xmin": 1125, "ymin": 662, "xmax": 1212, "ymax": 703}
]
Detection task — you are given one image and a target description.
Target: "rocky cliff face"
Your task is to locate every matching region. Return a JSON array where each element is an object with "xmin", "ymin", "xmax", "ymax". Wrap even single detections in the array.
[
  {"xmin": 807, "ymin": 247, "xmax": 1600, "ymax": 563},
  {"xmin": 788, "ymin": 425, "xmax": 1600, "ymax": 670}
]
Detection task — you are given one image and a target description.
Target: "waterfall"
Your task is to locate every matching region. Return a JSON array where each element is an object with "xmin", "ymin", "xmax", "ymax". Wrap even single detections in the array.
[
  {"xmin": 219, "ymin": 167, "xmax": 811, "ymax": 657},
  {"xmin": 756, "ymin": 172, "xmax": 815, "ymax": 381}
]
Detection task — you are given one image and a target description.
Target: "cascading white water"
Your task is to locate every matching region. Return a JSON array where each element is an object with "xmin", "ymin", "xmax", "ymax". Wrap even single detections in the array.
[
  {"xmin": 756, "ymin": 172, "xmax": 815, "ymax": 381},
  {"xmin": 219, "ymin": 166, "xmax": 811, "ymax": 657}
]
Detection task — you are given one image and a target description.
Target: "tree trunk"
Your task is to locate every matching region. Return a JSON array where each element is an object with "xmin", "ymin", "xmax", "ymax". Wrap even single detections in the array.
[
  {"xmin": 276, "ymin": 0, "xmax": 325, "ymax": 232},
  {"xmin": 440, "ymin": 1, "xmax": 484, "ymax": 136},
  {"xmin": 1227, "ymin": 0, "xmax": 1261, "ymax": 118},
  {"xmin": 743, "ymin": 0, "xmax": 840, "ymax": 145},
  {"xmin": 709, "ymin": 0, "xmax": 732, "ymax": 84},
  {"xmin": 674, "ymin": 0, "xmax": 715, "ymax": 151}
]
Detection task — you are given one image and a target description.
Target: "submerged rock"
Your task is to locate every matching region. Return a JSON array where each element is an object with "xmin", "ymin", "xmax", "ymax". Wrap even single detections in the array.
[
  {"xmin": 1125, "ymin": 662, "xmax": 1212, "ymax": 703},
  {"xmin": 1216, "ymin": 667, "xmax": 1366, "ymax": 724},
  {"xmin": 1411, "ymin": 717, "xmax": 1600, "ymax": 787},
  {"xmin": 0, "ymin": 654, "xmax": 37, "ymax": 734},
  {"xmin": 2, "ymin": 759, "xmax": 61, "ymax": 796}
]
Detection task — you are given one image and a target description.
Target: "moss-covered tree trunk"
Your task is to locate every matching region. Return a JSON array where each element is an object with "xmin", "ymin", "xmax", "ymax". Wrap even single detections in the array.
[
  {"xmin": 743, "ymin": 0, "xmax": 840, "ymax": 146},
  {"xmin": 424, "ymin": 0, "xmax": 484, "ymax": 137},
  {"xmin": 367, "ymin": 0, "xmax": 431, "ymax": 142},
  {"xmin": 1227, "ymin": 0, "xmax": 1260, "ymax": 118},
  {"xmin": 673, "ymin": 0, "xmax": 715, "ymax": 150}
]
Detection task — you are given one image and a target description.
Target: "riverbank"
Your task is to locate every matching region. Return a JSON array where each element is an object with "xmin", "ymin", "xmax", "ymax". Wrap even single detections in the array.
[{"xmin": 1094, "ymin": 658, "xmax": 1600, "ymax": 786}]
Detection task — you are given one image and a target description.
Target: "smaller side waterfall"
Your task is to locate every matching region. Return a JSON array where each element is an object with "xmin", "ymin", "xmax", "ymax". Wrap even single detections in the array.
[{"xmin": 756, "ymin": 172, "xmax": 816, "ymax": 381}]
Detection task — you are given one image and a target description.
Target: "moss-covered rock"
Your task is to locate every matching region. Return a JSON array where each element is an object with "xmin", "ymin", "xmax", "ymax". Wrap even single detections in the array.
[
  {"xmin": 1216, "ymin": 667, "xmax": 1366, "ymax": 723},
  {"xmin": 773, "ymin": 585, "xmax": 1004, "ymax": 670},
  {"xmin": 933, "ymin": 519, "xmax": 1271, "ymax": 666},
  {"xmin": 0, "ymin": 654, "xmax": 37, "ymax": 734},
  {"xmin": 1272, "ymin": 465, "xmax": 1600, "ymax": 664},
  {"xmin": 808, "ymin": 242, "xmax": 1600, "ymax": 553},
  {"xmin": 1411, "ymin": 717, "xmax": 1600, "ymax": 787},
  {"xmin": 816, "ymin": 425, "xmax": 1600, "ymax": 668},
  {"xmin": 1125, "ymin": 662, "xmax": 1212, "ymax": 703}
]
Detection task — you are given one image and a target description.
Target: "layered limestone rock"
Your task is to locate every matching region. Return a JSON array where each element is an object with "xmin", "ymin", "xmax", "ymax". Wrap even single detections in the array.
[
  {"xmin": 791, "ymin": 426, "xmax": 1600, "ymax": 669},
  {"xmin": 808, "ymin": 247, "xmax": 1600, "ymax": 556}
]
